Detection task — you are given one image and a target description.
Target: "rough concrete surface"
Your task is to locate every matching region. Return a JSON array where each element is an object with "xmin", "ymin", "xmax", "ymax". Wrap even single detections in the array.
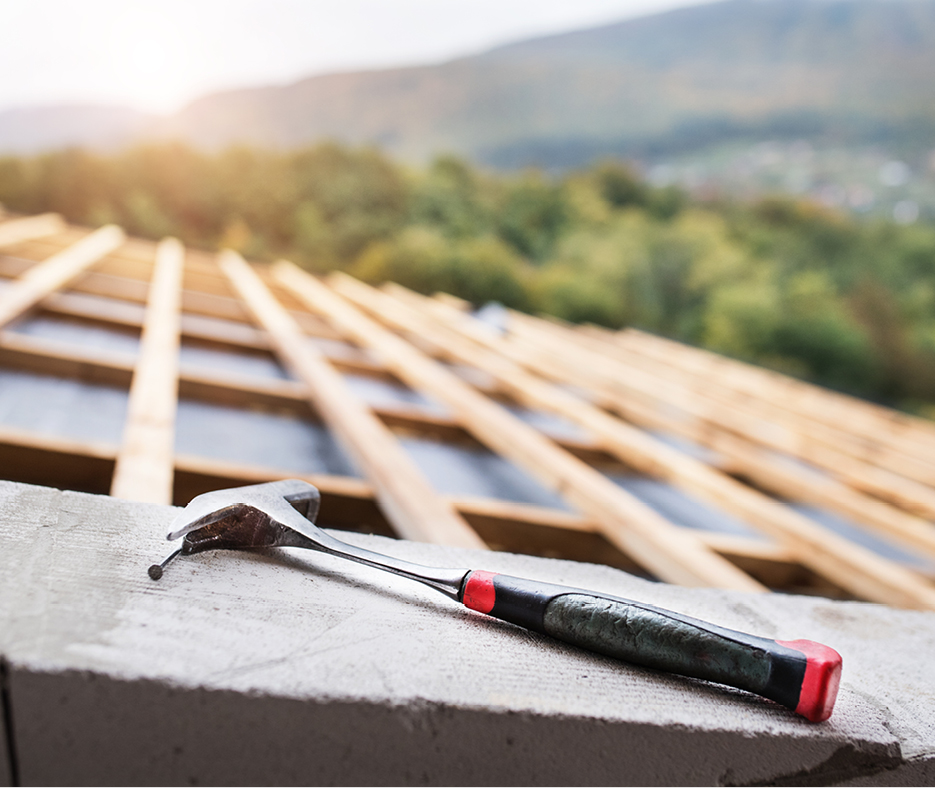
[{"xmin": 0, "ymin": 480, "xmax": 934, "ymax": 785}]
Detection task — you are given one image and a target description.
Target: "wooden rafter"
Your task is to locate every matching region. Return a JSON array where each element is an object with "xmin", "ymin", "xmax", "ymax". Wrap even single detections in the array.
[
  {"xmin": 0, "ymin": 420, "xmax": 830, "ymax": 591},
  {"xmin": 326, "ymin": 279, "xmax": 935, "ymax": 610},
  {"xmin": 218, "ymin": 250, "xmax": 485, "ymax": 549},
  {"xmin": 618, "ymin": 327, "xmax": 935, "ymax": 450},
  {"xmin": 0, "ymin": 213, "xmax": 66, "ymax": 248},
  {"xmin": 275, "ymin": 263, "xmax": 765, "ymax": 592},
  {"xmin": 576, "ymin": 323, "xmax": 935, "ymax": 484},
  {"xmin": 0, "ymin": 328, "xmax": 610, "ymax": 461},
  {"xmin": 419, "ymin": 294, "xmax": 935, "ymax": 563},
  {"xmin": 506, "ymin": 312, "xmax": 935, "ymax": 521},
  {"xmin": 111, "ymin": 238, "xmax": 184, "ymax": 504},
  {"xmin": 3, "ymin": 218, "xmax": 935, "ymax": 608},
  {"xmin": 0, "ymin": 224, "xmax": 125, "ymax": 328}
]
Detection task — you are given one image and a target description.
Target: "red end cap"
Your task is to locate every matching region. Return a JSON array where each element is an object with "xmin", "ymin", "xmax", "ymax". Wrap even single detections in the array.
[
  {"xmin": 777, "ymin": 639, "xmax": 843, "ymax": 722},
  {"xmin": 462, "ymin": 570, "xmax": 497, "ymax": 614}
]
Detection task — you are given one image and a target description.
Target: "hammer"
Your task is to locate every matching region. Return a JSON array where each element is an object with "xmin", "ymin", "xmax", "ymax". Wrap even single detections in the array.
[{"xmin": 151, "ymin": 479, "xmax": 842, "ymax": 722}]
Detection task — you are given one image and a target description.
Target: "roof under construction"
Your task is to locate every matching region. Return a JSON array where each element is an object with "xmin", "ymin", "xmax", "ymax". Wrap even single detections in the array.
[{"xmin": 2, "ymin": 211, "xmax": 935, "ymax": 611}]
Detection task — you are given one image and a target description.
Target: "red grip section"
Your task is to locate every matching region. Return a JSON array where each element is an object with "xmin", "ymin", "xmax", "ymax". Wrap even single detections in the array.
[
  {"xmin": 778, "ymin": 639, "xmax": 843, "ymax": 722},
  {"xmin": 462, "ymin": 570, "xmax": 497, "ymax": 614}
]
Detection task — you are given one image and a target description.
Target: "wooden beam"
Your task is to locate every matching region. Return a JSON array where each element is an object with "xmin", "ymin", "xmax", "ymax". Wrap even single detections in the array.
[
  {"xmin": 27, "ymin": 289, "xmax": 372, "ymax": 375},
  {"xmin": 367, "ymin": 284, "xmax": 935, "ymax": 610},
  {"xmin": 3, "ymin": 239, "xmax": 334, "ymax": 337},
  {"xmin": 0, "ymin": 422, "xmax": 884, "ymax": 591},
  {"xmin": 709, "ymin": 432, "xmax": 935, "ymax": 560},
  {"xmin": 592, "ymin": 383, "xmax": 935, "ymax": 563},
  {"xmin": 0, "ymin": 225, "xmax": 89, "ymax": 261},
  {"xmin": 175, "ymin": 455, "xmax": 820, "ymax": 584},
  {"xmin": 506, "ymin": 313, "xmax": 935, "ymax": 608},
  {"xmin": 277, "ymin": 264, "xmax": 765, "ymax": 592},
  {"xmin": 0, "ymin": 424, "xmax": 116, "ymax": 495},
  {"xmin": 171, "ymin": 453, "xmax": 393, "ymax": 532},
  {"xmin": 0, "ymin": 225, "xmax": 125, "ymax": 329},
  {"xmin": 218, "ymin": 251, "xmax": 485, "ymax": 549},
  {"xmin": 618, "ymin": 327, "xmax": 935, "ymax": 454},
  {"xmin": 0, "ymin": 330, "xmax": 134, "ymax": 387},
  {"xmin": 509, "ymin": 312, "xmax": 935, "ymax": 521},
  {"xmin": 578, "ymin": 323, "xmax": 935, "ymax": 484},
  {"xmin": 110, "ymin": 238, "xmax": 184, "ymax": 504},
  {"xmin": 45, "ymin": 290, "xmax": 148, "ymax": 331},
  {"xmin": 4, "ymin": 243, "xmax": 927, "ymax": 555},
  {"xmin": 170, "ymin": 454, "xmax": 797, "ymax": 574},
  {"xmin": 444, "ymin": 310, "xmax": 935, "ymax": 563},
  {"xmin": 0, "ymin": 218, "xmax": 919, "ymax": 602},
  {"xmin": 172, "ymin": 455, "xmax": 819, "ymax": 588},
  {"xmin": 0, "ymin": 328, "xmax": 578, "ymax": 456},
  {"xmin": 0, "ymin": 214, "xmax": 66, "ymax": 248}
]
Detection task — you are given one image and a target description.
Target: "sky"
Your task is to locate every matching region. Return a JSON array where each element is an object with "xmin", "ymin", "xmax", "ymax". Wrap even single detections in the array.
[{"xmin": 0, "ymin": 0, "xmax": 714, "ymax": 115}]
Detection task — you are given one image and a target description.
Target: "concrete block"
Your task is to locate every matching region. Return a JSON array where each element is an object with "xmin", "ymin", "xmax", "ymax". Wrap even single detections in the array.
[{"xmin": 1, "ymin": 479, "xmax": 934, "ymax": 784}]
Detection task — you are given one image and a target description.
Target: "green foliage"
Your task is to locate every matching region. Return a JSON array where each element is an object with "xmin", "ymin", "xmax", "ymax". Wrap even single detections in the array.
[
  {"xmin": 351, "ymin": 226, "xmax": 530, "ymax": 309},
  {"xmin": 0, "ymin": 141, "xmax": 933, "ymax": 413},
  {"xmin": 595, "ymin": 161, "xmax": 648, "ymax": 209},
  {"xmin": 496, "ymin": 173, "xmax": 568, "ymax": 261},
  {"xmin": 703, "ymin": 276, "xmax": 784, "ymax": 360},
  {"xmin": 409, "ymin": 156, "xmax": 496, "ymax": 238}
]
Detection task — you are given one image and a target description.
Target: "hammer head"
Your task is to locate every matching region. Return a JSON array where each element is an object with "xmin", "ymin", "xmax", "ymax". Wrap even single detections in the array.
[{"xmin": 167, "ymin": 479, "xmax": 321, "ymax": 555}]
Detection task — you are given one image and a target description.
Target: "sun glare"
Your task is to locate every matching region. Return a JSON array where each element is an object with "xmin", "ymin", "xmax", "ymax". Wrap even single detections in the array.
[
  {"xmin": 90, "ymin": 5, "xmax": 212, "ymax": 115},
  {"xmin": 1, "ymin": 0, "xmax": 708, "ymax": 115}
]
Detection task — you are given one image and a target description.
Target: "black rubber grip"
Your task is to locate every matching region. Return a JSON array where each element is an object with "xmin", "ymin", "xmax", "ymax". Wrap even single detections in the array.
[
  {"xmin": 542, "ymin": 592, "xmax": 805, "ymax": 710},
  {"xmin": 460, "ymin": 571, "xmax": 840, "ymax": 721}
]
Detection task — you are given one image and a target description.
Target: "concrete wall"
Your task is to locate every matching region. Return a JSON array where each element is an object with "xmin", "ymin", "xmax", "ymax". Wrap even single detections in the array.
[{"xmin": 1, "ymin": 479, "xmax": 934, "ymax": 785}]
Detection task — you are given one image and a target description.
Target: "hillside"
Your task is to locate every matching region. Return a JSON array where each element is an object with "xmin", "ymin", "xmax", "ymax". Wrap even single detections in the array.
[
  {"xmin": 154, "ymin": 0, "xmax": 935, "ymax": 165},
  {"xmin": 2, "ymin": 0, "xmax": 935, "ymax": 168}
]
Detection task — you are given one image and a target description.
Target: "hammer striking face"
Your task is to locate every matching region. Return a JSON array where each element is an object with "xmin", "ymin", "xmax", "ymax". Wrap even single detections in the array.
[{"xmin": 152, "ymin": 479, "xmax": 842, "ymax": 723}]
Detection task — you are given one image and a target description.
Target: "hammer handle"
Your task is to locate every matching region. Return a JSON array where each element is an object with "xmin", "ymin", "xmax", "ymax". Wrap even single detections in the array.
[{"xmin": 460, "ymin": 571, "xmax": 841, "ymax": 722}]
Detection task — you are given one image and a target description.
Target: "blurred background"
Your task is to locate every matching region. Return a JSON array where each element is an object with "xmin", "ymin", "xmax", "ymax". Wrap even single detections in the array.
[{"xmin": 1, "ymin": 0, "xmax": 934, "ymax": 417}]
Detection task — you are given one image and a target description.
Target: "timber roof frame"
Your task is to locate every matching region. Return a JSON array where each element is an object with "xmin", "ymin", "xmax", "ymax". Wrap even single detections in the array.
[{"xmin": 1, "ymin": 212, "xmax": 934, "ymax": 609}]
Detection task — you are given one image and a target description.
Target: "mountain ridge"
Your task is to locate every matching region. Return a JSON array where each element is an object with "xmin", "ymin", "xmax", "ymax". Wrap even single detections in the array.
[{"xmin": 2, "ymin": 0, "xmax": 935, "ymax": 167}]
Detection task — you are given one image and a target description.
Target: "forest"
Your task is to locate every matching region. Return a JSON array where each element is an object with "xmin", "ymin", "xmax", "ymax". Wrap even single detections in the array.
[{"xmin": 0, "ymin": 141, "xmax": 933, "ymax": 416}]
